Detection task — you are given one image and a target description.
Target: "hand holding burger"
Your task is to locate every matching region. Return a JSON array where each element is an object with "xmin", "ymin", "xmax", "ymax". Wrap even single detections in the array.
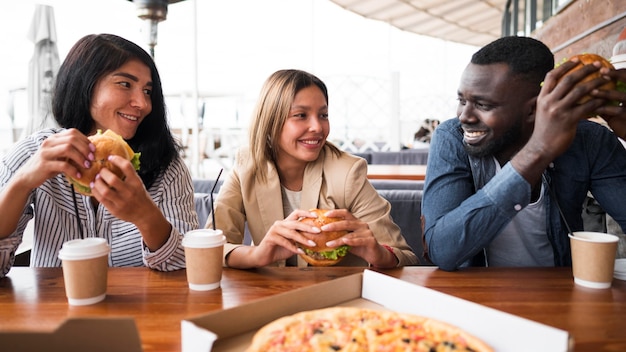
[
  {"xmin": 66, "ymin": 129, "xmax": 140, "ymax": 196},
  {"xmin": 557, "ymin": 53, "xmax": 626, "ymax": 139},
  {"xmin": 556, "ymin": 53, "xmax": 626, "ymax": 106},
  {"xmin": 557, "ymin": 53, "xmax": 618, "ymax": 104},
  {"xmin": 296, "ymin": 209, "xmax": 350, "ymax": 266}
]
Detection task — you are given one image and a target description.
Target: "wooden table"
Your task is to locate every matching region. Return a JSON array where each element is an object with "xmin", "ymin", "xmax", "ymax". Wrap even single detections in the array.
[
  {"xmin": 1, "ymin": 266, "xmax": 625, "ymax": 351},
  {"xmin": 366, "ymin": 164, "xmax": 427, "ymax": 180}
]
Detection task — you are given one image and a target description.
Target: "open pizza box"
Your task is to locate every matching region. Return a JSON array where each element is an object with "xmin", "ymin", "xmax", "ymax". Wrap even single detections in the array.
[
  {"xmin": 0, "ymin": 317, "xmax": 142, "ymax": 352},
  {"xmin": 181, "ymin": 269, "xmax": 572, "ymax": 352}
]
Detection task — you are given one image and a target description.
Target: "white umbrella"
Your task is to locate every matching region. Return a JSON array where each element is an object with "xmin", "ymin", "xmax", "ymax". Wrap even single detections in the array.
[{"xmin": 23, "ymin": 4, "xmax": 60, "ymax": 138}]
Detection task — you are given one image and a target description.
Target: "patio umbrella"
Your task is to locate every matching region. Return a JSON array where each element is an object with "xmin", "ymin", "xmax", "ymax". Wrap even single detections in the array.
[{"xmin": 23, "ymin": 4, "xmax": 60, "ymax": 138}]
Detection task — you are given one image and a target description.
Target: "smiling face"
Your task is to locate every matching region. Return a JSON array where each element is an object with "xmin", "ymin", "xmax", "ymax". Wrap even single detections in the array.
[
  {"xmin": 456, "ymin": 63, "xmax": 536, "ymax": 164},
  {"xmin": 275, "ymin": 85, "xmax": 330, "ymax": 171},
  {"xmin": 89, "ymin": 59, "xmax": 153, "ymax": 139}
]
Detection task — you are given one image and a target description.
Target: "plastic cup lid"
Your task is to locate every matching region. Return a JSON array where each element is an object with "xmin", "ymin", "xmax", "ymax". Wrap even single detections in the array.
[
  {"xmin": 182, "ymin": 229, "xmax": 226, "ymax": 248},
  {"xmin": 569, "ymin": 232, "xmax": 619, "ymax": 243},
  {"xmin": 58, "ymin": 237, "xmax": 110, "ymax": 261}
]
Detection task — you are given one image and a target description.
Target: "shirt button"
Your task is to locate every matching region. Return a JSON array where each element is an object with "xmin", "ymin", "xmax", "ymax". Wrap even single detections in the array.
[{"xmin": 514, "ymin": 204, "xmax": 522, "ymax": 211}]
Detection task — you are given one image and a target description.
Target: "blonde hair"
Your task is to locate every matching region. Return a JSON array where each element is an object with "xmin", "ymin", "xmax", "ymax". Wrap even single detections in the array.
[{"xmin": 249, "ymin": 69, "xmax": 341, "ymax": 182}]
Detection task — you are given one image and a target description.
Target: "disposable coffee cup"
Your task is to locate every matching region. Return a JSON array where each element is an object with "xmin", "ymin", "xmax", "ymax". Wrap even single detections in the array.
[
  {"xmin": 615, "ymin": 258, "xmax": 626, "ymax": 281},
  {"xmin": 182, "ymin": 229, "xmax": 226, "ymax": 291},
  {"xmin": 58, "ymin": 237, "xmax": 110, "ymax": 305},
  {"xmin": 569, "ymin": 232, "xmax": 618, "ymax": 289}
]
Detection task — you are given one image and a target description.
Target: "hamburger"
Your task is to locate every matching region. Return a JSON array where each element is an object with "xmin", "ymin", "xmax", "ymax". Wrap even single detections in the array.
[
  {"xmin": 558, "ymin": 53, "xmax": 618, "ymax": 104},
  {"xmin": 67, "ymin": 129, "xmax": 141, "ymax": 196},
  {"xmin": 297, "ymin": 209, "xmax": 350, "ymax": 266}
]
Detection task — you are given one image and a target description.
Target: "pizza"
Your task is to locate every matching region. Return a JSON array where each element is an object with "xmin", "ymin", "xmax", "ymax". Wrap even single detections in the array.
[{"xmin": 246, "ymin": 307, "xmax": 493, "ymax": 352}]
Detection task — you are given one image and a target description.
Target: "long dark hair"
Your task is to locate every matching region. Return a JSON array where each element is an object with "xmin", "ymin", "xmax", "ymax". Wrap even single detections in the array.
[{"xmin": 52, "ymin": 33, "xmax": 181, "ymax": 189}]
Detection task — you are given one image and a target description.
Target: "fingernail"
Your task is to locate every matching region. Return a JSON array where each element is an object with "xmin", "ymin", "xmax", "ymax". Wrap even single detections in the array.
[
  {"xmin": 76, "ymin": 172, "xmax": 81, "ymax": 179},
  {"xmin": 310, "ymin": 227, "xmax": 321, "ymax": 233},
  {"xmin": 89, "ymin": 143, "xmax": 96, "ymax": 152},
  {"xmin": 297, "ymin": 248, "xmax": 305, "ymax": 254},
  {"xmin": 83, "ymin": 160, "xmax": 91, "ymax": 168},
  {"xmin": 88, "ymin": 152, "xmax": 94, "ymax": 161},
  {"xmin": 108, "ymin": 155, "xmax": 114, "ymax": 161},
  {"xmin": 89, "ymin": 182, "xmax": 94, "ymax": 188},
  {"xmin": 308, "ymin": 240, "xmax": 316, "ymax": 246},
  {"xmin": 95, "ymin": 174, "xmax": 101, "ymax": 180}
]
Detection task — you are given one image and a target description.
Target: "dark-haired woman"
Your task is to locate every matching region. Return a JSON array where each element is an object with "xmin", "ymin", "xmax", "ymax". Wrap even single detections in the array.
[{"xmin": 0, "ymin": 34, "xmax": 197, "ymax": 277}]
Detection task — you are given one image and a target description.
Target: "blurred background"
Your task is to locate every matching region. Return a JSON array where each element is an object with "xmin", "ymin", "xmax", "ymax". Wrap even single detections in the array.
[
  {"xmin": 0, "ymin": 0, "xmax": 478, "ymax": 178},
  {"xmin": 2, "ymin": 0, "xmax": 622, "ymax": 179}
]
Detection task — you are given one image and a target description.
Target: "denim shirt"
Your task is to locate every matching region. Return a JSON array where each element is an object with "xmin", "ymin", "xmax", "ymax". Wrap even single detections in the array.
[{"xmin": 422, "ymin": 118, "xmax": 626, "ymax": 271}]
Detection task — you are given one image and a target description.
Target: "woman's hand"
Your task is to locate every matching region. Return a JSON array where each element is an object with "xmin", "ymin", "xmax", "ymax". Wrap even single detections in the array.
[
  {"xmin": 15, "ymin": 128, "xmax": 94, "ymax": 190},
  {"xmin": 238, "ymin": 209, "xmax": 322, "ymax": 267},
  {"xmin": 90, "ymin": 155, "xmax": 171, "ymax": 250},
  {"xmin": 320, "ymin": 209, "xmax": 398, "ymax": 268},
  {"xmin": 90, "ymin": 154, "xmax": 152, "ymax": 223}
]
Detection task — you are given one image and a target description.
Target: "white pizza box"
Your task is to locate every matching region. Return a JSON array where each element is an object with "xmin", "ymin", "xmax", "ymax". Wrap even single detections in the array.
[{"xmin": 181, "ymin": 269, "xmax": 572, "ymax": 352}]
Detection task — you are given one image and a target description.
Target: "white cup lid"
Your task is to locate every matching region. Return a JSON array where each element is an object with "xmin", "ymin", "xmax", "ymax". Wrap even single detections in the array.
[
  {"xmin": 569, "ymin": 231, "xmax": 619, "ymax": 243},
  {"xmin": 182, "ymin": 229, "xmax": 226, "ymax": 248},
  {"xmin": 58, "ymin": 237, "xmax": 110, "ymax": 260}
]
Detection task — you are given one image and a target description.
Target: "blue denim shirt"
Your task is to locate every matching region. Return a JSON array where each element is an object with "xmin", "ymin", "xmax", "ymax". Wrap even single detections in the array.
[{"xmin": 423, "ymin": 118, "xmax": 626, "ymax": 271}]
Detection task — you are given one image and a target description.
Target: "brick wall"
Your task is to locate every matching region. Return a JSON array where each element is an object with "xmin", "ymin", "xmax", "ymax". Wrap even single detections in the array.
[{"xmin": 533, "ymin": 0, "xmax": 626, "ymax": 62}]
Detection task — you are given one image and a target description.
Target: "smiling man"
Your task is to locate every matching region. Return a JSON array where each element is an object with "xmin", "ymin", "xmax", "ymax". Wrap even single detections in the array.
[{"xmin": 422, "ymin": 36, "xmax": 626, "ymax": 271}]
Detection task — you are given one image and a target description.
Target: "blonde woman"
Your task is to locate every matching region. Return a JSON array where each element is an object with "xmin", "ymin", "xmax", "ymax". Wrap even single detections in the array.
[{"xmin": 207, "ymin": 69, "xmax": 417, "ymax": 268}]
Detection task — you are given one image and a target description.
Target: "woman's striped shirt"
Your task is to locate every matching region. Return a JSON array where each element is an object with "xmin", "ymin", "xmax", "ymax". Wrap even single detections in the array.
[{"xmin": 0, "ymin": 129, "xmax": 199, "ymax": 277}]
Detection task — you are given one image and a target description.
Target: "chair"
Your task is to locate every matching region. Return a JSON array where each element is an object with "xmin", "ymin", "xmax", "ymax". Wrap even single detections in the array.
[
  {"xmin": 192, "ymin": 179, "xmax": 223, "ymax": 194},
  {"xmin": 376, "ymin": 189, "xmax": 431, "ymax": 265},
  {"xmin": 369, "ymin": 179, "xmax": 424, "ymax": 190}
]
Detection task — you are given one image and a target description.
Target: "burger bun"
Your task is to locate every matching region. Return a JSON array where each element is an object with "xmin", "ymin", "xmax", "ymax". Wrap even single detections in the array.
[
  {"xmin": 559, "ymin": 53, "xmax": 616, "ymax": 104},
  {"xmin": 67, "ymin": 129, "xmax": 135, "ymax": 196},
  {"xmin": 297, "ymin": 209, "xmax": 349, "ymax": 266}
]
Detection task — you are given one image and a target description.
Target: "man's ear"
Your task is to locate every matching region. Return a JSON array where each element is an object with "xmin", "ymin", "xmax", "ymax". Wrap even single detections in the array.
[{"xmin": 526, "ymin": 96, "xmax": 538, "ymax": 123}]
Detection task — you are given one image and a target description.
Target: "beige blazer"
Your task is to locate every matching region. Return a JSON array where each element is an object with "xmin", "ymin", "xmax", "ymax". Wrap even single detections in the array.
[{"xmin": 208, "ymin": 146, "xmax": 418, "ymax": 267}]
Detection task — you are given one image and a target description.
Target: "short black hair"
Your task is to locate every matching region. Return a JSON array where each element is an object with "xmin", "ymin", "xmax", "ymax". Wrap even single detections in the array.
[{"xmin": 471, "ymin": 36, "xmax": 554, "ymax": 89}]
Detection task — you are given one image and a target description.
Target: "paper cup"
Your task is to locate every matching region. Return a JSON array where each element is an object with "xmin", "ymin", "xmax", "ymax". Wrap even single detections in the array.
[
  {"xmin": 569, "ymin": 232, "xmax": 618, "ymax": 289},
  {"xmin": 614, "ymin": 258, "xmax": 626, "ymax": 281},
  {"xmin": 182, "ymin": 229, "xmax": 226, "ymax": 291},
  {"xmin": 58, "ymin": 237, "xmax": 110, "ymax": 305},
  {"xmin": 611, "ymin": 54, "xmax": 626, "ymax": 69}
]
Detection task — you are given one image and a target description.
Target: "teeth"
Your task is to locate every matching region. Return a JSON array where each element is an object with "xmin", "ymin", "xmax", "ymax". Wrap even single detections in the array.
[
  {"xmin": 301, "ymin": 140, "xmax": 320, "ymax": 145},
  {"xmin": 464, "ymin": 131, "xmax": 485, "ymax": 138},
  {"xmin": 120, "ymin": 113, "xmax": 138, "ymax": 121}
]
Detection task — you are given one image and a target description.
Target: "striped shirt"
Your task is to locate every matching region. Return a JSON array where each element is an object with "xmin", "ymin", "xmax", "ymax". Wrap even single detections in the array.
[{"xmin": 0, "ymin": 129, "xmax": 199, "ymax": 277}]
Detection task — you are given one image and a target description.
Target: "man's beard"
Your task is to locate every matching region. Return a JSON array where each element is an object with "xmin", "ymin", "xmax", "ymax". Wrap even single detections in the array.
[{"xmin": 463, "ymin": 120, "xmax": 523, "ymax": 158}]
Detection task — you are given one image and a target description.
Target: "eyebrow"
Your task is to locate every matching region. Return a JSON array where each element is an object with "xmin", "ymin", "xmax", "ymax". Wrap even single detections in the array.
[
  {"xmin": 290, "ymin": 103, "xmax": 328, "ymax": 110},
  {"xmin": 112, "ymin": 72, "xmax": 153, "ymax": 87}
]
